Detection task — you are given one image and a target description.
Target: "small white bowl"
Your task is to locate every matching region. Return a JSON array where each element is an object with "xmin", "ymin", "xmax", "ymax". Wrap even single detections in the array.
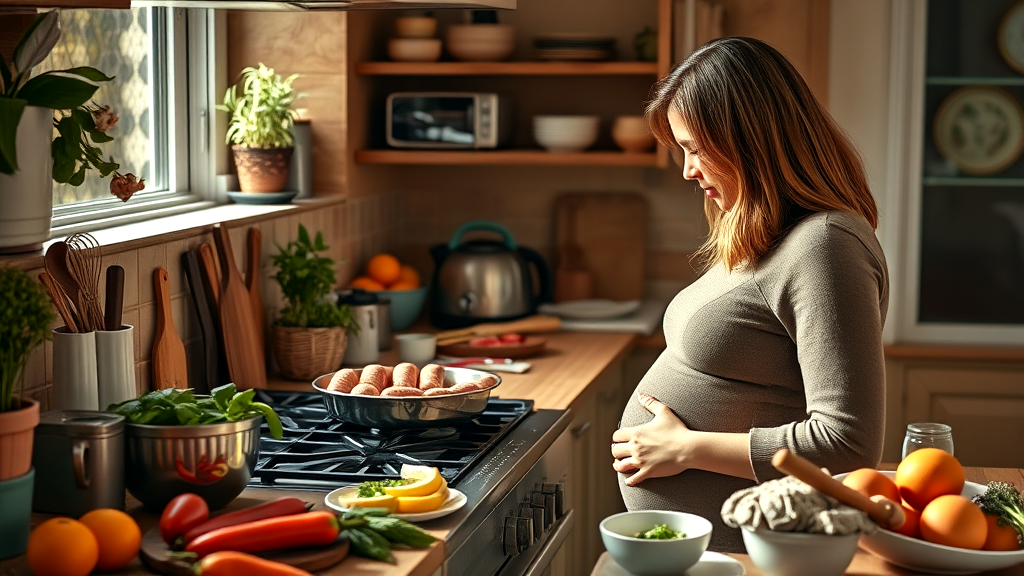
[
  {"xmin": 395, "ymin": 16, "xmax": 437, "ymax": 39},
  {"xmin": 533, "ymin": 115, "xmax": 599, "ymax": 153},
  {"xmin": 742, "ymin": 528, "xmax": 859, "ymax": 576},
  {"xmin": 446, "ymin": 24, "xmax": 515, "ymax": 61},
  {"xmin": 599, "ymin": 510, "xmax": 712, "ymax": 576},
  {"xmin": 388, "ymin": 38, "xmax": 442, "ymax": 62}
]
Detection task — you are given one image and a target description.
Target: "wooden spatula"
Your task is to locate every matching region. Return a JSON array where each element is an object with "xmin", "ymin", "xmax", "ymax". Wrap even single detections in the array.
[
  {"xmin": 771, "ymin": 448, "xmax": 905, "ymax": 530},
  {"xmin": 435, "ymin": 315, "xmax": 562, "ymax": 346},
  {"xmin": 246, "ymin": 227, "xmax": 265, "ymax": 358},
  {"xmin": 152, "ymin": 267, "xmax": 188, "ymax": 390},
  {"xmin": 213, "ymin": 223, "xmax": 266, "ymax": 390}
]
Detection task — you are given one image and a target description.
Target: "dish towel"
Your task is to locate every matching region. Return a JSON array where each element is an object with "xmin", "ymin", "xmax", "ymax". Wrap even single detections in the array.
[{"xmin": 720, "ymin": 472, "xmax": 876, "ymax": 535}]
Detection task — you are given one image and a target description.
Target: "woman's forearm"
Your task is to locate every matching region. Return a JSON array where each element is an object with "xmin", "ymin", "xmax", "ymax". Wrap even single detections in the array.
[{"xmin": 688, "ymin": 430, "xmax": 756, "ymax": 481}]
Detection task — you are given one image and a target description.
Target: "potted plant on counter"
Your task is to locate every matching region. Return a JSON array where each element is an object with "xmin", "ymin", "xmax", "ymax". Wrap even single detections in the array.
[
  {"xmin": 0, "ymin": 265, "xmax": 55, "ymax": 559},
  {"xmin": 271, "ymin": 224, "xmax": 358, "ymax": 381},
  {"xmin": 218, "ymin": 63, "xmax": 300, "ymax": 195}
]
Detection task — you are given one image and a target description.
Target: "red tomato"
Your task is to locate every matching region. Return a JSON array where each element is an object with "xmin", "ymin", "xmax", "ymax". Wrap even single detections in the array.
[
  {"xmin": 160, "ymin": 493, "xmax": 210, "ymax": 546},
  {"xmin": 469, "ymin": 337, "xmax": 503, "ymax": 347},
  {"xmin": 499, "ymin": 333, "xmax": 525, "ymax": 344}
]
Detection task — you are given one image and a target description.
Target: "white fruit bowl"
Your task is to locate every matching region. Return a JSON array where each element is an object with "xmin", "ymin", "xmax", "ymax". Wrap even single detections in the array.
[{"xmin": 833, "ymin": 470, "xmax": 1024, "ymax": 575}]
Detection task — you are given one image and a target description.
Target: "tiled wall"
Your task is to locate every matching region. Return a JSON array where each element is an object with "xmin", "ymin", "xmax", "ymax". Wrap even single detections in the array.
[{"xmin": 20, "ymin": 194, "xmax": 394, "ymax": 412}]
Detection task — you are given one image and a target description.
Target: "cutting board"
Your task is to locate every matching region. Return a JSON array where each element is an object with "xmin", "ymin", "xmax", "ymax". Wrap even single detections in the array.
[
  {"xmin": 554, "ymin": 193, "xmax": 648, "ymax": 302},
  {"xmin": 152, "ymin": 267, "xmax": 188, "ymax": 390},
  {"xmin": 139, "ymin": 527, "xmax": 350, "ymax": 576},
  {"xmin": 213, "ymin": 223, "xmax": 267, "ymax": 390}
]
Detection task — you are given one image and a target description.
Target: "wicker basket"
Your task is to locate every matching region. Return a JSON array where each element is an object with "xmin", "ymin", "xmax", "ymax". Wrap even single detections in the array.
[{"xmin": 272, "ymin": 325, "xmax": 347, "ymax": 381}]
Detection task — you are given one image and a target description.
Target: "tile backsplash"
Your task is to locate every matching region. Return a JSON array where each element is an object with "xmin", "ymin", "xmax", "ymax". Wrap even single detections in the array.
[{"xmin": 19, "ymin": 194, "xmax": 393, "ymax": 412}]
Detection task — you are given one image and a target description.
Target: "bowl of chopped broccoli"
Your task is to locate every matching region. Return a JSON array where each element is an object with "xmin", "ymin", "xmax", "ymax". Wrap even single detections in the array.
[{"xmin": 599, "ymin": 510, "xmax": 712, "ymax": 575}]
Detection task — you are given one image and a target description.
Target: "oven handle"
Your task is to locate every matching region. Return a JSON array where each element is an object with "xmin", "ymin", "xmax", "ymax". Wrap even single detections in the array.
[{"xmin": 522, "ymin": 509, "xmax": 575, "ymax": 576}]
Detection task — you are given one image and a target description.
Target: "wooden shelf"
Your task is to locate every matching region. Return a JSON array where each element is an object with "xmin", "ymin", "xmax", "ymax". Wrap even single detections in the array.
[
  {"xmin": 354, "ymin": 149, "xmax": 661, "ymax": 166},
  {"xmin": 354, "ymin": 61, "xmax": 660, "ymax": 76}
]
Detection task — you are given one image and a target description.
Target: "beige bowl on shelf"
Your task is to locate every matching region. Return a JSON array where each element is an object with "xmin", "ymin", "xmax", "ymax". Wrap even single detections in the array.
[
  {"xmin": 388, "ymin": 37, "xmax": 442, "ymax": 62},
  {"xmin": 533, "ymin": 115, "xmax": 600, "ymax": 153},
  {"xmin": 395, "ymin": 16, "xmax": 437, "ymax": 39},
  {"xmin": 446, "ymin": 24, "xmax": 516, "ymax": 61},
  {"xmin": 612, "ymin": 116, "xmax": 655, "ymax": 153}
]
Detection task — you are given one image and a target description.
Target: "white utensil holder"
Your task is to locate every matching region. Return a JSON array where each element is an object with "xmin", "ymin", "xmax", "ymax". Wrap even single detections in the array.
[
  {"xmin": 53, "ymin": 326, "xmax": 137, "ymax": 411},
  {"xmin": 95, "ymin": 325, "xmax": 136, "ymax": 410}
]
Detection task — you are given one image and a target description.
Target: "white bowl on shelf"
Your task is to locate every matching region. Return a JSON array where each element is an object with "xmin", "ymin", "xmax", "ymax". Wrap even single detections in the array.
[
  {"xmin": 388, "ymin": 37, "xmax": 442, "ymax": 62},
  {"xmin": 533, "ymin": 115, "xmax": 600, "ymax": 153},
  {"xmin": 446, "ymin": 24, "xmax": 515, "ymax": 61}
]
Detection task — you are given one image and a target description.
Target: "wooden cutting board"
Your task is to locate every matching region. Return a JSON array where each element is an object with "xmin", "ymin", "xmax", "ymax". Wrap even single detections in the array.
[
  {"xmin": 213, "ymin": 223, "xmax": 266, "ymax": 390},
  {"xmin": 152, "ymin": 267, "xmax": 188, "ymax": 390},
  {"xmin": 553, "ymin": 193, "xmax": 649, "ymax": 302},
  {"xmin": 139, "ymin": 527, "xmax": 350, "ymax": 576},
  {"xmin": 245, "ymin": 227, "xmax": 265, "ymax": 361}
]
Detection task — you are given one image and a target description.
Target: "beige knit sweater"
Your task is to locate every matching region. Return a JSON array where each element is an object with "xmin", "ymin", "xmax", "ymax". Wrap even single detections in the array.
[{"xmin": 617, "ymin": 210, "xmax": 889, "ymax": 552}]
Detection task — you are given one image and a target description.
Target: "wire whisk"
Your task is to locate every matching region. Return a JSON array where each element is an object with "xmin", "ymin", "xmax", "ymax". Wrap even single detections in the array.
[{"xmin": 65, "ymin": 232, "xmax": 104, "ymax": 332}]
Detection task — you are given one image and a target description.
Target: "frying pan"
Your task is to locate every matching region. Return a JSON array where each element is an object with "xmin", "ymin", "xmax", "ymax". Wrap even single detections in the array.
[{"xmin": 311, "ymin": 367, "xmax": 502, "ymax": 430}]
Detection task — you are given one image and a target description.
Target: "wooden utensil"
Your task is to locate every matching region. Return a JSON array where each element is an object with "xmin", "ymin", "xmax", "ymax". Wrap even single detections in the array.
[
  {"xmin": 44, "ymin": 241, "xmax": 85, "ymax": 332},
  {"xmin": 771, "ymin": 448, "xmax": 905, "ymax": 530},
  {"xmin": 213, "ymin": 223, "xmax": 266, "ymax": 390},
  {"xmin": 104, "ymin": 265, "xmax": 125, "ymax": 331},
  {"xmin": 39, "ymin": 272, "xmax": 78, "ymax": 333},
  {"xmin": 438, "ymin": 336, "xmax": 547, "ymax": 359},
  {"xmin": 152, "ymin": 267, "xmax": 188, "ymax": 390},
  {"xmin": 182, "ymin": 250, "xmax": 219, "ymax": 394},
  {"xmin": 246, "ymin": 227, "xmax": 265, "ymax": 356},
  {"xmin": 198, "ymin": 242, "xmax": 221, "ymax": 307},
  {"xmin": 435, "ymin": 315, "xmax": 562, "ymax": 346}
]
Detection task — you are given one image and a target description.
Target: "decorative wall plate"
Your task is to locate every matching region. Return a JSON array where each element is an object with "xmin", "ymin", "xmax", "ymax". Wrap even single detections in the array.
[
  {"xmin": 933, "ymin": 86, "xmax": 1024, "ymax": 175},
  {"xmin": 999, "ymin": 1, "xmax": 1024, "ymax": 74}
]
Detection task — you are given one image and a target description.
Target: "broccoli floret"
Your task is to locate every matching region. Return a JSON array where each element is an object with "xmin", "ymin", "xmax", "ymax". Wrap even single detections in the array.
[
  {"xmin": 634, "ymin": 524, "xmax": 684, "ymax": 540},
  {"xmin": 972, "ymin": 481, "xmax": 1024, "ymax": 545}
]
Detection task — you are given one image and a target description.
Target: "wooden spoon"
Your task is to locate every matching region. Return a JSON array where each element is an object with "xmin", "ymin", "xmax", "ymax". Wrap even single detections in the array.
[
  {"xmin": 44, "ymin": 241, "xmax": 86, "ymax": 332},
  {"xmin": 771, "ymin": 448, "xmax": 905, "ymax": 530}
]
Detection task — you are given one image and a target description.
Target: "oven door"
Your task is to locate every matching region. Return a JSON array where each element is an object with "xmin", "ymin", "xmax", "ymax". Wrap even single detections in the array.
[{"xmin": 500, "ymin": 509, "xmax": 574, "ymax": 576}]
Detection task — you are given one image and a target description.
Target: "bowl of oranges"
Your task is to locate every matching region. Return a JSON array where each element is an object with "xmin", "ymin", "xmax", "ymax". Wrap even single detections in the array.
[
  {"xmin": 350, "ymin": 254, "xmax": 428, "ymax": 331},
  {"xmin": 835, "ymin": 448, "xmax": 1024, "ymax": 574}
]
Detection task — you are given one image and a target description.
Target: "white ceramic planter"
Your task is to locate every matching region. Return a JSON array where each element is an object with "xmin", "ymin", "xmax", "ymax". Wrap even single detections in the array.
[{"xmin": 0, "ymin": 106, "xmax": 53, "ymax": 254}]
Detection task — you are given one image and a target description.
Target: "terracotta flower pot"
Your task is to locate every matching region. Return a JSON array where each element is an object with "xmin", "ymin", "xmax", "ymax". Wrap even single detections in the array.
[
  {"xmin": 232, "ymin": 145, "xmax": 293, "ymax": 193},
  {"xmin": 0, "ymin": 398, "xmax": 40, "ymax": 482},
  {"xmin": 272, "ymin": 326, "xmax": 347, "ymax": 381}
]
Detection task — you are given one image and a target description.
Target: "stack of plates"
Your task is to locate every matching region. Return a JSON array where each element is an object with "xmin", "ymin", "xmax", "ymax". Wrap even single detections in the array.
[{"xmin": 533, "ymin": 34, "xmax": 616, "ymax": 61}]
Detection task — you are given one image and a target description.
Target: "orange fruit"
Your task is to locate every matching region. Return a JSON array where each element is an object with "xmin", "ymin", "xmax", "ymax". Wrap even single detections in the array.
[
  {"xmin": 893, "ymin": 503, "xmax": 921, "ymax": 539},
  {"xmin": 387, "ymin": 280, "xmax": 419, "ymax": 291},
  {"xmin": 367, "ymin": 254, "xmax": 401, "ymax": 286},
  {"xmin": 895, "ymin": 448, "xmax": 964, "ymax": 511},
  {"xmin": 397, "ymin": 264, "xmax": 421, "ymax": 288},
  {"xmin": 920, "ymin": 494, "xmax": 987, "ymax": 549},
  {"xmin": 79, "ymin": 508, "xmax": 142, "ymax": 571},
  {"xmin": 350, "ymin": 276, "xmax": 385, "ymax": 292},
  {"xmin": 27, "ymin": 517, "xmax": 99, "ymax": 576},
  {"xmin": 842, "ymin": 468, "xmax": 901, "ymax": 504},
  {"xmin": 983, "ymin": 513, "xmax": 1022, "ymax": 551}
]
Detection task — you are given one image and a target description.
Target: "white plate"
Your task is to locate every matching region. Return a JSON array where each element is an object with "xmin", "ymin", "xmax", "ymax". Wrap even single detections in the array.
[
  {"xmin": 324, "ymin": 486, "xmax": 467, "ymax": 522},
  {"xmin": 832, "ymin": 471, "xmax": 1024, "ymax": 575},
  {"xmin": 538, "ymin": 299, "xmax": 641, "ymax": 320},
  {"xmin": 933, "ymin": 86, "xmax": 1024, "ymax": 176}
]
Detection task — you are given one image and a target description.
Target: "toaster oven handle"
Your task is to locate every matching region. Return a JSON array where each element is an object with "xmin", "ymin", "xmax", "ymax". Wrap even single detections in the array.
[
  {"xmin": 448, "ymin": 220, "xmax": 517, "ymax": 250},
  {"xmin": 72, "ymin": 439, "xmax": 91, "ymax": 488}
]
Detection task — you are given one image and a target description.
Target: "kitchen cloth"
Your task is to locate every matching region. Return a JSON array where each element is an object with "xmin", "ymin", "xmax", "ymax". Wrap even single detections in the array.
[{"xmin": 720, "ymin": 472, "xmax": 876, "ymax": 535}]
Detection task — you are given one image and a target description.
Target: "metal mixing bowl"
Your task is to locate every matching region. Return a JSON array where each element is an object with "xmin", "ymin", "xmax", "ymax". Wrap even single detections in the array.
[{"xmin": 124, "ymin": 416, "xmax": 261, "ymax": 511}]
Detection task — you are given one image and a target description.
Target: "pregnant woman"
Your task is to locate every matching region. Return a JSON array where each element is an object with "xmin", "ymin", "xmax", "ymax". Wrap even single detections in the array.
[{"xmin": 611, "ymin": 37, "xmax": 889, "ymax": 553}]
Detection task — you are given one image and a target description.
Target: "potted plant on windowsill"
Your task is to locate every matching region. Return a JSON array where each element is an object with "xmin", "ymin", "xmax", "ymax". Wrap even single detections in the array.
[
  {"xmin": 0, "ymin": 10, "xmax": 146, "ymax": 254},
  {"xmin": 271, "ymin": 224, "xmax": 358, "ymax": 381},
  {"xmin": 0, "ymin": 266, "xmax": 56, "ymax": 559},
  {"xmin": 218, "ymin": 63, "xmax": 300, "ymax": 195}
]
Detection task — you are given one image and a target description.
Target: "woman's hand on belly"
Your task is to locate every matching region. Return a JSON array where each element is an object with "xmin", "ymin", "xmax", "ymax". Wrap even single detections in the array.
[{"xmin": 611, "ymin": 393, "xmax": 693, "ymax": 486}]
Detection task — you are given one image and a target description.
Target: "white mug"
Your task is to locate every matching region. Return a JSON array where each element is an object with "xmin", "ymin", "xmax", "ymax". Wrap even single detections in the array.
[{"xmin": 396, "ymin": 333, "xmax": 437, "ymax": 367}]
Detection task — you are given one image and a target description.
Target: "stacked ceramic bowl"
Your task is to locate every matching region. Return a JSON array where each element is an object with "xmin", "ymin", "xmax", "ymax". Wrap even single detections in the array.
[
  {"xmin": 533, "ymin": 115, "xmax": 600, "ymax": 153},
  {"xmin": 446, "ymin": 23, "xmax": 516, "ymax": 62},
  {"xmin": 388, "ymin": 15, "xmax": 441, "ymax": 62}
]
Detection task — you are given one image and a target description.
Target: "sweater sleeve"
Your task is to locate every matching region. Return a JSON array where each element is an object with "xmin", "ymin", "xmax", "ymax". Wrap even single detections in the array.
[{"xmin": 747, "ymin": 212, "xmax": 889, "ymax": 482}]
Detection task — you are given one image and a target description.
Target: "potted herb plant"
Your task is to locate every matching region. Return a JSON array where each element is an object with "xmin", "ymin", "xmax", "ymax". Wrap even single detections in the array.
[
  {"xmin": 0, "ymin": 266, "xmax": 55, "ymax": 559},
  {"xmin": 0, "ymin": 11, "xmax": 145, "ymax": 253},
  {"xmin": 218, "ymin": 63, "xmax": 300, "ymax": 194},
  {"xmin": 271, "ymin": 224, "xmax": 357, "ymax": 381}
]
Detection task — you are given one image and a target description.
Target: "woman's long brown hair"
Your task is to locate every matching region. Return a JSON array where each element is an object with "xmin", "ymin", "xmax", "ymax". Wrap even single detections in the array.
[{"xmin": 646, "ymin": 37, "xmax": 877, "ymax": 273}]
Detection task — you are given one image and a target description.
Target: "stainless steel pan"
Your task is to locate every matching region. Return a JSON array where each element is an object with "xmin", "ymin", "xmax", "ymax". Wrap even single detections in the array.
[{"xmin": 311, "ymin": 366, "xmax": 502, "ymax": 430}]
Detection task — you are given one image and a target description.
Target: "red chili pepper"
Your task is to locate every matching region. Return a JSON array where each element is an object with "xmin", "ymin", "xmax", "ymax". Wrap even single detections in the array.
[
  {"xmin": 185, "ymin": 511, "xmax": 340, "ymax": 558},
  {"xmin": 182, "ymin": 497, "xmax": 310, "ymax": 544},
  {"xmin": 193, "ymin": 551, "xmax": 314, "ymax": 576},
  {"xmin": 160, "ymin": 493, "xmax": 210, "ymax": 546}
]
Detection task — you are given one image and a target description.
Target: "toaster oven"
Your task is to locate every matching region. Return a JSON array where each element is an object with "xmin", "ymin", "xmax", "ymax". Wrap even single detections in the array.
[{"xmin": 386, "ymin": 92, "xmax": 512, "ymax": 149}]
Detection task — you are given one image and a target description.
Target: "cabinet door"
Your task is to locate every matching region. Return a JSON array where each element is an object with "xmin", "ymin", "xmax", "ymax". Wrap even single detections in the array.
[
  {"xmin": 567, "ymin": 394, "xmax": 600, "ymax": 576},
  {"xmin": 904, "ymin": 365, "xmax": 1024, "ymax": 467}
]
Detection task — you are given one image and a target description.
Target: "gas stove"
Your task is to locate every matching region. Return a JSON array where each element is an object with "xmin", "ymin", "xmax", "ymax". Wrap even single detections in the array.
[{"xmin": 248, "ymin": 389, "xmax": 575, "ymax": 576}]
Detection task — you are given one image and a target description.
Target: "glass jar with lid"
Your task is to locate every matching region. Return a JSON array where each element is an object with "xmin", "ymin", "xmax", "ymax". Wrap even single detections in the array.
[{"xmin": 901, "ymin": 422, "xmax": 954, "ymax": 459}]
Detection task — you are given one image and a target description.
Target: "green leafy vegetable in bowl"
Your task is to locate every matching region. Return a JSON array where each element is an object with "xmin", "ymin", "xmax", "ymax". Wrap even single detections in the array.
[
  {"xmin": 107, "ymin": 383, "xmax": 283, "ymax": 439},
  {"xmin": 634, "ymin": 524, "xmax": 685, "ymax": 540},
  {"xmin": 356, "ymin": 479, "xmax": 413, "ymax": 498}
]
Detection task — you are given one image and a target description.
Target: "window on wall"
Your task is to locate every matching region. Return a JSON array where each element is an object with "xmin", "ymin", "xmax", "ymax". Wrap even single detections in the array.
[{"xmin": 41, "ymin": 7, "xmax": 217, "ymax": 232}]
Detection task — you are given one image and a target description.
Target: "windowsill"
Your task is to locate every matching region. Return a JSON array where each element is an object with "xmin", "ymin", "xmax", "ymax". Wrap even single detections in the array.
[{"xmin": 3, "ymin": 195, "xmax": 346, "ymax": 270}]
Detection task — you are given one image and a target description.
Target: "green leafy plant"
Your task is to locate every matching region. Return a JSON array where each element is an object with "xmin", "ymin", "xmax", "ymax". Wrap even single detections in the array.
[
  {"xmin": 106, "ymin": 383, "xmax": 284, "ymax": 439},
  {"xmin": 0, "ymin": 11, "xmax": 145, "ymax": 200},
  {"xmin": 217, "ymin": 63, "xmax": 300, "ymax": 149},
  {"xmin": 0, "ymin": 266, "xmax": 56, "ymax": 413},
  {"xmin": 272, "ymin": 224, "xmax": 358, "ymax": 332}
]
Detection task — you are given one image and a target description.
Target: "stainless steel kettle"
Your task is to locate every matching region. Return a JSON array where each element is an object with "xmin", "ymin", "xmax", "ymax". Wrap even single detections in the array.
[{"xmin": 430, "ymin": 221, "xmax": 553, "ymax": 329}]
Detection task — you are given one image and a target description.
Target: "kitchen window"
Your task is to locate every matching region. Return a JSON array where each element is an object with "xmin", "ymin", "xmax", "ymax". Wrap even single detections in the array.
[{"xmin": 43, "ymin": 7, "xmax": 221, "ymax": 236}]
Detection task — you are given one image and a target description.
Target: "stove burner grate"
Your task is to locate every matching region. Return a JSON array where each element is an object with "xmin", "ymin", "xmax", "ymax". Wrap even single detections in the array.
[{"xmin": 249, "ymin": 389, "xmax": 533, "ymax": 491}]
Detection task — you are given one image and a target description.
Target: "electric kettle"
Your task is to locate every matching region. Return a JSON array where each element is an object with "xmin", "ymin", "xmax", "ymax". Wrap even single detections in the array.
[{"xmin": 430, "ymin": 221, "xmax": 553, "ymax": 329}]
